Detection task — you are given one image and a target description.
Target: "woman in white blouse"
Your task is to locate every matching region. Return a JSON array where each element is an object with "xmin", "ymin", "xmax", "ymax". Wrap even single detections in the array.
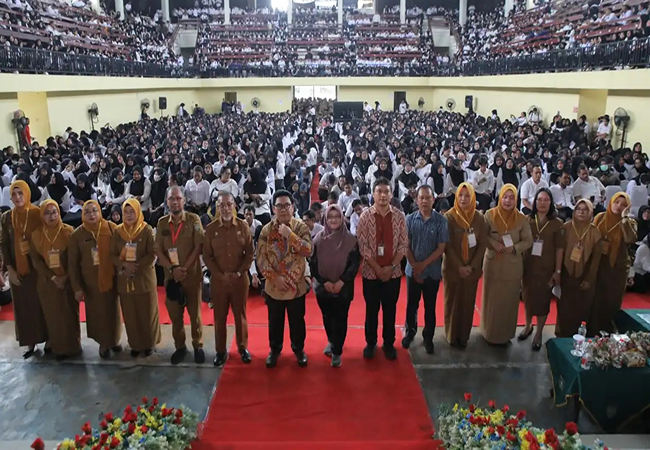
[{"xmin": 210, "ymin": 166, "xmax": 240, "ymax": 202}]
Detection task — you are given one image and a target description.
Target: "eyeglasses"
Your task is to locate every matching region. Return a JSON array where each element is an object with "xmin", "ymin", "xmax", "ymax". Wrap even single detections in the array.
[
  {"xmin": 218, "ymin": 203, "xmax": 234, "ymax": 209},
  {"xmin": 43, "ymin": 210, "xmax": 59, "ymax": 217},
  {"xmin": 274, "ymin": 203, "xmax": 292, "ymax": 211}
]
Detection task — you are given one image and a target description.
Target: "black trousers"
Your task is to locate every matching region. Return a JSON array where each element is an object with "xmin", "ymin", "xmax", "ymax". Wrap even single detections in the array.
[
  {"xmin": 476, "ymin": 193, "xmax": 492, "ymax": 211},
  {"xmin": 404, "ymin": 276, "xmax": 440, "ymax": 343},
  {"xmin": 265, "ymin": 294, "xmax": 306, "ymax": 353},
  {"xmin": 557, "ymin": 207, "xmax": 573, "ymax": 222},
  {"xmin": 362, "ymin": 277, "xmax": 401, "ymax": 347},
  {"xmin": 316, "ymin": 295, "xmax": 351, "ymax": 356},
  {"xmin": 521, "ymin": 206, "xmax": 532, "ymax": 216}
]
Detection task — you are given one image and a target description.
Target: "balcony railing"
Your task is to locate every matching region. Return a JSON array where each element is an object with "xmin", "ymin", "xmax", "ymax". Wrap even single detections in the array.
[{"xmin": 0, "ymin": 37, "xmax": 647, "ymax": 79}]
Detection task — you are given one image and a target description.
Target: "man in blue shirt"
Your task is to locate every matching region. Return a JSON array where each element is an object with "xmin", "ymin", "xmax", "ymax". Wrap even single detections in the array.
[{"xmin": 403, "ymin": 185, "xmax": 448, "ymax": 354}]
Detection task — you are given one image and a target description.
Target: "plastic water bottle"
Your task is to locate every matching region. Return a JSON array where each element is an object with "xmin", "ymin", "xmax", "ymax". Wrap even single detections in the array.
[{"xmin": 578, "ymin": 321, "xmax": 587, "ymax": 339}]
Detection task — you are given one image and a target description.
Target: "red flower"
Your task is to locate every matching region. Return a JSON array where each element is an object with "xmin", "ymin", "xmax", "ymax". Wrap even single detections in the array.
[
  {"xmin": 99, "ymin": 420, "xmax": 108, "ymax": 430},
  {"xmin": 173, "ymin": 417, "xmax": 181, "ymax": 425},
  {"xmin": 565, "ymin": 422, "xmax": 578, "ymax": 436},
  {"xmin": 175, "ymin": 409, "xmax": 183, "ymax": 418},
  {"xmin": 496, "ymin": 425, "xmax": 506, "ymax": 435},
  {"xmin": 110, "ymin": 436, "xmax": 120, "ymax": 448},
  {"xmin": 82, "ymin": 421, "xmax": 92, "ymax": 435},
  {"xmin": 142, "ymin": 396, "xmax": 148, "ymax": 404},
  {"xmin": 468, "ymin": 415, "xmax": 477, "ymax": 425},
  {"xmin": 104, "ymin": 413, "xmax": 113, "ymax": 422},
  {"xmin": 525, "ymin": 431, "xmax": 537, "ymax": 443},
  {"xmin": 92, "ymin": 445, "xmax": 101, "ymax": 450},
  {"xmin": 506, "ymin": 431, "xmax": 517, "ymax": 442},
  {"xmin": 463, "ymin": 393, "xmax": 472, "ymax": 402},
  {"xmin": 506, "ymin": 418, "xmax": 518, "ymax": 427},
  {"xmin": 488, "ymin": 426, "xmax": 495, "ymax": 434},
  {"xmin": 148, "ymin": 405, "xmax": 155, "ymax": 413},
  {"xmin": 127, "ymin": 422, "xmax": 136, "ymax": 434},
  {"xmin": 530, "ymin": 443, "xmax": 541, "ymax": 450},
  {"xmin": 141, "ymin": 425, "xmax": 148, "ymax": 433},
  {"xmin": 469, "ymin": 404, "xmax": 476, "ymax": 413},
  {"xmin": 517, "ymin": 410, "xmax": 527, "ymax": 420},
  {"xmin": 30, "ymin": 438, "xmax": 44, "ymax": 450},
  {"xmin": 152, "ymin": 397, "xmax": 159, "ymax": 406},
  {"xmin": 124, "ymin": 405, "xmax": 133, "ymax": 414},
  {"xmin": 137, "ymin": 406, "xmax": 142, "ymax": 412},
  {"xmin": 99, "ymin": 433, "xmax": 109, "ymax": 444},
  {"xmin": 488, "ymin": 400, "xmax": 496, "ymax": 408},
  {"xmin": 502, "ymin": 405, "xmax": 510, "ymax": 413},
  {"xmin": 161, "ymin": 407, "xmax": 169, "ymax": 417}
]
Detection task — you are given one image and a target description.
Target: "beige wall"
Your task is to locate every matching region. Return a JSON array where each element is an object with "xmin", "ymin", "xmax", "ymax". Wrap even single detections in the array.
[
  {"xmin": 0, "ymin": 93, "xmax": 19, "ymax": 149},
  {"xmin": 605, "ymin": 90, "xmax": 650, "ymax": 150},
  {"xmin": 338, "ymin": 86, "xmax": 434, "ymax": 111}
]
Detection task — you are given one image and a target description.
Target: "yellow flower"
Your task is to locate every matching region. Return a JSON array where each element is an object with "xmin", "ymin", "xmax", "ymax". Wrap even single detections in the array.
[
  {"xmin": 537, "ymin": 433, "xmax": 545, "ymax": 443},
  {"xmin": 113, "ymin": 418, "xmax": 122, "ymax": 427},
  {"xmin": 114, "ymin": 431, "xmax": 123, "ymax": 442},
  {"xmin": 453, "ymin": 403, "xmax": 459, "ymax": 412},
  {"xmin": 58, "ymin": 439, "xmax": 76, "ymax": 450},
  {"xmin": 489, "ymin": 410, "xmax": 504, "ymax": 425}
]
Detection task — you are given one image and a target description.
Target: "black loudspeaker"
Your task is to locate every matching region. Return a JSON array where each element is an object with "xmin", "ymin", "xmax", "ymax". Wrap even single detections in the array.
[
  {"xmin": 465, "ymin": 95, "xmax": 473, "ymax": 109},
  {"xmin": 159, "ymin": 97, "xmax": 167, "ymax": 110},
  {"xmin": 333, "ymin": 101, "xmax": 364, "ymax": 123}
]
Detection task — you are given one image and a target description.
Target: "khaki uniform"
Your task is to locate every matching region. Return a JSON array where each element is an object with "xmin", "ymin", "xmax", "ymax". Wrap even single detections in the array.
[
  {"xmin": 155, "ymin": 212, "xmax": 205, "ymax": 350},
  {"xmin": 203, "ymin": 217, "xmax": 254, "ymax": 353}
]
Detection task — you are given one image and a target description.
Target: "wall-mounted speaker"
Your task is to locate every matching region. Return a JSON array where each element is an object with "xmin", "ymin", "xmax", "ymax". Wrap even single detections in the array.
[
  {"xmin": 159, "ymin": 97, "xmax": 167, "ymax": 110},
  {"xmin": 465, "ymin": 95, "xmax": 473, "ymax": 109}
]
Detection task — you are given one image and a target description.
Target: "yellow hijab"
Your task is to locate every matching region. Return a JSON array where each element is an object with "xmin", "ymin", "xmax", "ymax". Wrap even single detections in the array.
[
  {"xmin": 447, "ymin": 182, "xmax": 477, "ymax": 263},
  {"xmin": 594, "ymin": 191, "xmax": 630, "ymax": 267},
  {"xmin": 32, "ymin": 200, "xmax": 73, "ymax": 276},
  {"xmin": 10, "ymin": 180, "xmax": 42, "ymax": 276},
  {"xmin": 115, "ymin": 198, "xmax": 146, "ymax": 243},
  {"xmin": 564, "ymin": 199, "xmax": 600, "ymax": 277},
  {"xmin": 82, "ymin": 200, "xmax": 116, "ymax": 293},
  {"xmin": 487, "ymin": 184, "xmax": 525, "ymax": 235}
]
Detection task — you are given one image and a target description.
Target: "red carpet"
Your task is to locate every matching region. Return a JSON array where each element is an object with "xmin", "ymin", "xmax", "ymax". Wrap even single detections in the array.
[{"xmin": 192, "ymin": 326, "xmax": 436, "ymax": 450}]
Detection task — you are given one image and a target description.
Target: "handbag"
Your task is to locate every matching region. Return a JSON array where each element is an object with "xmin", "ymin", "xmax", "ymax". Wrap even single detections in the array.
[{"xmin": 165, "ymin": 279, "xmax": 187, "ymax": 307}]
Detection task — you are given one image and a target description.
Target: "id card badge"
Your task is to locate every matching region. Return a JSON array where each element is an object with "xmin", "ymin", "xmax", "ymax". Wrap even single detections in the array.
[
  {"xmin": 532, "ymin": 239, "xmax": 543, "ymax": 257},
  {"xmin": 467, "ymin": 232, "xmax": 477, "ymax": 248},
  {"xmin": 19, "ymin": 240, "xmax": 30, "ymax": 255},
  {"xmin": 377, "ymin": 244, "xmax": 385, "ymax": 257},
  {"xmin": 125, "ymin": 243, "xmax": 137, "ymax": 262},
  {"xmin": 502, "ymin": 234, "xmax": 514, "ymax": 248},
  {"xmin": 168, "ymin": 248, "xmax": 180, "ymax": 266},
  {"xmin": 48, "ymin": 250, "xmax": 60, "ymax": 269},
  {"xmin": 601, "ymin": 240, "xmax": 610, "ymax": 254},
  {"xmin": 91, "ymin": 247, "xmax": 100, "ymax": 266},
  {"xmin": 570, "ymin": 244, "xmax": 582, "ymax": 263}
]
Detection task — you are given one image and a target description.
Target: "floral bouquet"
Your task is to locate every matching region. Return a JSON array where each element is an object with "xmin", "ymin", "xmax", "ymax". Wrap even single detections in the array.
[
  {"xmin": 31, "ymin": 397, "xmax": 199, "ymax": 450},
  {"xmin": 435, "ymin": 393, "xmax": 607, "ymax": 450},
  {"xmin": 583, "ymin": 331, "xmax": 650, "ymax": 369}
]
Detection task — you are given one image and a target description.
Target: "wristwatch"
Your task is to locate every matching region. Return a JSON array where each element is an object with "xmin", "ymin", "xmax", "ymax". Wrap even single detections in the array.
[
  {"xmin": 391, "ymin": 264, "xmax": 397, "ymax": 271},
  {"xmin": 555, "ymin": 270, "xmax": 561, "ymax": 274},
  {"xmin": 236, "ymin": 272, "xmax": 242, "ymax": 277}
]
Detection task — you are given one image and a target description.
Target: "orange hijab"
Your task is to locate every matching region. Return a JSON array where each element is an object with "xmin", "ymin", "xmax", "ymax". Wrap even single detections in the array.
[
  {"xmin": 115, "ymin": 198, "xmax": 146, "ymax": 243},
  {"xmin": 32, "ymin": 200, "xmax": 74, "ymax": 277},
  {"xmin": 447, "ymin": 182, "xmax": 477, "ymax": 263},
  {"xmin": 486, "ymin": 183, "xmax": 526, "ymax": 235},
  {"xmin": 594, "ymin": 191, "xmax": 630, "ymax": 267},
  {"xmin": 10, "ymin": 180, "xmax": 42, "ymax": 276},
  {"xmin": 82, "ymin": 200, "xmax": 116, "ymax": 293}
]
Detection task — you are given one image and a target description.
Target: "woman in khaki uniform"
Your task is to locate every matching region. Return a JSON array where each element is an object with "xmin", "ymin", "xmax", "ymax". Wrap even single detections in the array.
[
  {"xmin": 443, "ymin": 182, "xmax": 488, "ymax": 347},
  {"xmin": 481, "ymin": 184, "xmax": 533, "ymax": 345},
  {"xmin": 557, "ymin": 199, "xmax": 601, "ymax": 338},
  {"xmin": 69, "ymin": 200, "xmax": 122, "ymax": 359},
  {"xmin": 110, "ymin": 198, "xmax": 161, "ymax": 357},
  {"xmin": 591, "ymin": 192, "xmax": 637, "ymax": 335},
  {"xmin": 0, "ymin": 180, "xmax": 48, "ymax": 358},
  {"xmin": 520, "ymin": 188, "xmax": 564, "ymax": 350},
  {"xmin": 30, "ymin": 200, "xmax": 81, "ymax": 360}
]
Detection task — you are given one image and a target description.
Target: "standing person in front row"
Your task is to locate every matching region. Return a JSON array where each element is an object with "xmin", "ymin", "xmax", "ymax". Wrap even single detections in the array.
[
  {"xmin": 481, "ymin": 184, "xmax": 533, "ymax": 345},
  {"xmin": 310, "ymin": 204, "xmax": 360, "ymax": 368},
  {"xmin": 110, "ymin": 198, "xmax": 161, "ymax": 357},
  {"xmin": 30, "ymin": 200, "xmax": 81, "ymax": 361},
  {"xmin": 257, "ymin": 190, "xmax": 312, "ymax": 368},
  {"xmin": 443, "ymin": 183, "xmax": 488, "ymax": 348},
  {"xmin": 0, "ymin": 180, "xmax": 48, "ymax": 358},
  {"xmin": 591, "ymin": 192, "xmax": 637, "ymax": 335},
  {"xmin": 520, "ymin": 188, "xmax": 564, "ymax": 351},
  {"xmin": 155, "ymin": 186, "xmax": 205, "ymax": 365},
  {"xmin": 203, "ymin": 191, "xmax": 254, "ymax": 368},
  {"xmin": 556, "ymin": 199, "xmax": 601, "ymax": 338},
  {"xmin": 356, "ymin": 177, "xmax": 408, "ymax": 360},
  {"xmin": 402, "ymin": 185, "xmax": 448, "ymax": 354},
  {"xmin": 68, "ymin": 200, "xmax": 122, "ymax": 359}
]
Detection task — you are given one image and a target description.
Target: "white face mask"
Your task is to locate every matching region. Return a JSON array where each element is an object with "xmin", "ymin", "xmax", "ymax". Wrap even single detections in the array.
[{"xmin": 153, "ymin": 173, "xmax": 162, "ymax": 182}]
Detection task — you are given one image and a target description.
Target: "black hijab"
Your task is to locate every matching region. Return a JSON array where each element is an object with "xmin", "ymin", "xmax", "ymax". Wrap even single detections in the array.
[
  {"xmin": 129, "ymin": 165, "xmax": 145, "ymax": 196},
  {"xmin": 110, "ymin": 167, "xmax": 125, "ymax": 197},
  {"xmin": 47, "ymin": 172, "xmax": 67, "ymax": 206},
  {"xmin": 501, "ymin": 158, "xmax": 520, "ymax": 187},
  {"xmin": 72, "ymin": 173, "xmax": 94, "ymax": 202},
  {"xmin": 244, "ymin": 167, "xmax": 267, "ymax": 194}
]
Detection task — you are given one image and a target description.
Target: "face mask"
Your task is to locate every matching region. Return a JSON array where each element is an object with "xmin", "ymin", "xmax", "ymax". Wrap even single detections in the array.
[
  {"xmin": 153, "ymin": 173, "xmax": 162, "ymax": 182},
  {"xmin": 600, "ymin": 165, "xmax": 609, "ymax": 172}
]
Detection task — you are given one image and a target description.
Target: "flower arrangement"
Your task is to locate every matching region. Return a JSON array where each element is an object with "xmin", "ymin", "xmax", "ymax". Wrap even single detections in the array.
[
  {"xmin": 435, "ymin": 393, "xmax": 607, "ymax": 450},
  {"xmin": 582, "ymin": 331, "xmax": 650, "ymax": 369},
  {"xmin": 31, "ymin": 397, "xmax": 199, "ymax": 450}
]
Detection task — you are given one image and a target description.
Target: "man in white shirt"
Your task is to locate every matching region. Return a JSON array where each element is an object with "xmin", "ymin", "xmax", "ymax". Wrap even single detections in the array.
[
  {"xmin": 550, "ymin": 169, "xmax": 575, "ymax": 221},
  {"xmin": 516, "ymin": 112, "xmax": 527, "ymax": 126},
  {"xmin": 572, "ymin": 164, "xmax": 606, "ymax": 214},
  {"xmin": 528, "ymin": 108, "xmax": 541, "ymax": 125},
  {"xmin": 471, "ymin": 156, "xmax": 495, "ymax": 211},
  {"xmin": 596, "ymin": 116, "xmax": 611, "ymax": 141},
  {"xmin": 349, "ymin": 200, "xmax": 364, "ymax": 236},
  {"xmin": 519, "ymin": 163, "xmax": 549, "ymax": 214},
  {"xmin": 177, "ymin": 103, "xmax": 186, "ymax": 117},
  {"xmin": 302, "ymin": 210, "xmax": 324, "ymax": 240},
  {"xmin": 306, "ymin": 146, "xmax": 318, "ymax": 184},
  {"xmin": 399, "ymin": 100, "xmax": 408, "ymax": 114},
  {"xmin": 184, "ymin": 166, "xmax": 211, "ymax": 215},
  {"xmin": 338, "ymin": 181, "xmax": 360, "ymax": 214}
]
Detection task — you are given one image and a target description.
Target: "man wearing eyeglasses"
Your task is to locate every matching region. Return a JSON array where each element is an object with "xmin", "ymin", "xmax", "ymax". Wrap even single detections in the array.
[
  {"xmin": 257, "ymin": 189, "xmax": 313, "ymax": 368},
  {"xmin": 203, "ymin": 191, "xmax": 255, "ymax": 368}
]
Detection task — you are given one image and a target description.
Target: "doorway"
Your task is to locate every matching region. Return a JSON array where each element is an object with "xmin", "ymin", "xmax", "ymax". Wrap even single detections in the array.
[
  {"xmin": 225, "ymin": 92, "xmax": 237, "ymax": 103},
  {"xmin": 393, "ymin": 91, "xmax": 406, "ymax": 112}
]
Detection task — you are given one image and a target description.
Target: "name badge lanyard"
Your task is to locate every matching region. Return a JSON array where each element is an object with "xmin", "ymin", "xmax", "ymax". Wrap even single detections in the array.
[
  {"xmin": 497, "ymin": 210, "xmax": 514, "ymax": 249},
  {"xmin": 169, "ymin": 221, "xmax": 184, "ymax": 265},
  {"xmin": 17, "ymin": 212, "xmax": 31, "ymax": 255},
  {"xmin": 89, "ymin": 222, "xmax": 103, "ymax": 266},
  {"xmin": 601, "ymin": 219, "xmax": 621, "ymax": 253},
  {"xmin": 457, "ymin": 213, "xmax": 476, "ymax": 259},
  {"xmin": 44, "ymin": 226, "xmax": 63, "ymax": 269},
  {"xmin": 570, "ymin": 221, "xmax": 590, "ymax": 263},
  {"xmin": 123, "ymin": 227, "xmax": 141, "ymax": 292}
]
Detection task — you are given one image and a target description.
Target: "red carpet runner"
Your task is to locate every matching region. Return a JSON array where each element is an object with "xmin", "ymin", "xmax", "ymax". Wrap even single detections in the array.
[{"xmin": 192, "ymin": 327, "xmax": 436, "ymax": 450}]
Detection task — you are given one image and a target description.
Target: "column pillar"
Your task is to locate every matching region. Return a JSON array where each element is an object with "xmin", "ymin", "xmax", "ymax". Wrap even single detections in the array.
[
  {"xmin": 400, "ymin": 0, "xmax": 406, "ymax": 24},
  {"xmin": 115, "ymin": 0, "xmax": 124, "ymax": 20},
  {"xmin": 162, "ymin": 0, "xmax": 170, "ymax": 23},
  {"xmin": 527, "ymin": 0, "xmax": 536, "ymax": 10},
  {"xmin": 504, "ymin": 0, "xmax": 514, "ymax": 16},
  {"xmin": 89, "ymin": 0, "xmax": 100, "ymax": 14},
  {"xmin": 224, "ymin": 0, "xmax": 231, "ymax": 25},
  {"xmin": 287, "ymin": 0, "xmax": 292, "ymax": 25},
  {"xmin": 337, "ymin": 0, "xmax": 343, "ymax": 25},
  {"xmin": 459, "ymin": 0, "xmax": 467, "ymax": 26}
]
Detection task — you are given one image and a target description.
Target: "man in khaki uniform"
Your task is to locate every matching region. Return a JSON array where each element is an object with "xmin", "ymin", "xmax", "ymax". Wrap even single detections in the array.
[
  {"xmin": 155, "ymin": 186, "xmax": 205, "ymax": 365},
  {"xmin": 203, "ymin": 191, "xmax": 255, "ymax": 367}
]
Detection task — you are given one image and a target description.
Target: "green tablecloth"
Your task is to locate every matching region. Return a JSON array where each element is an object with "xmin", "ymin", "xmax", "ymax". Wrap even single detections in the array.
[
  {"xmin": 546, "ymin": 338, "xmax": 650, "ymax": 432},
  {"xmin": 615, "ymin": 309, "xmax": 650, "ymax": 333}
]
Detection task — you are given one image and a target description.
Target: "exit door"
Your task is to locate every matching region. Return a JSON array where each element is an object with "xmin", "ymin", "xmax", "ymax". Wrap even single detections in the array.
[
  {"xmin": 225, "ymin": 92, "xmax": 237, "ymax": 103},
  {"xmin": 394, "ymin": 91, "xmax": 406, "ymax": 112}
]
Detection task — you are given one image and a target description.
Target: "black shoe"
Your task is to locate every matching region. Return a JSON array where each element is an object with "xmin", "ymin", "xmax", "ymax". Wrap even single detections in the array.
[
  {"xmin": 458, "ymin": 341, "xmax": 468, "ymax": 349},
  {"xmin": 171, "ymin": 347, "xmax": 187, "ymax": 365},
  {"xmin": 323, "ymin": 342, "xmax": 333, "ymax": 357},
  {"xmin": 518, "ymin": 326, "xmax": 534, "ymax": 341},
  {"xmin": 383, "ymin": 345, "xmax": 397, "ymax": 360},
  {"xmin": 401, "ymin": 334, "xmax": 414, "ymax": 349},
  {"xmin": 424, "ymin": 341, "xmax": 435, "ymax": 355},
  {"xmin": 532, "ymin": 341, "xmax": 542, "ymax": 351},
  {"xmin": 23, "ymin": 348, "xmax": 36, "ymax": 359},
  {"xmin": 99, "ymin": 349, "xmax": 111, "ymax": 360},
  {"xmin": 213, "ymin": 352, "xmax": 227, "ymax": 368},
  {"xmin": 296, "ymin": 351, "xmax": 308, "ymax": 367},
  {"xmin": 240, "ymin": 349, "xmax": 252, "ymax": 364},
  {"xmin": 55, "ymin": 354, "xmax": 67, "ymax": 362},
  {"xmin": 43, "ymin": 347, "xmax": 52, "ymax": 355},
  {"xmin": 111, "ymin": 345, "xmax": 123, "ymax": 353},
  {"xmin": 194, "ymin": 348, "xmax": 205, "ymax": 364},
  {"xmin": 130, "ymin": 350, "xmax": 140, "ymax": 358},
  {"xmin": 331, "ymin": 354, "xmax": 342, "ymax": 368},
  {"xmin": 363, "ymin": 345, "xmax": 376, "ymax": 359},
  {"xmin": 266, "ymin": 351, "xmax": 279, "ymax": 368},
  {"xmin": 143, "ymin": 348, "xmax": 153, "ymax": 357}
]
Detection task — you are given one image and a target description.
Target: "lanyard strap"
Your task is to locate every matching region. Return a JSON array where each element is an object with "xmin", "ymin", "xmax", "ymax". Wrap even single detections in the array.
[
  {"xmin": 535, "ymin": 215, "xmax": 550, "ymax": 237},
  {"xmin": 497, "ymin": 209, "xmax": 509, "ymax": 233},
  {"xmin": 170, "ymin": 221, "xmax": 184, "ymax": 247},
  {"xmin": 44, "ymin": 225, "xmax": 62, "ymax": 246},
  {"xmin": 572, "ymin": 221, "xmax": 590, "ymax": 244}
]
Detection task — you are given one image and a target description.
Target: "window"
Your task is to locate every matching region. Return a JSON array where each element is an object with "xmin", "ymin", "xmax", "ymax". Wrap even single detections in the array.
[{"xmin": 293, "ymin": 86, "xmax": 337, "ymax": 100}]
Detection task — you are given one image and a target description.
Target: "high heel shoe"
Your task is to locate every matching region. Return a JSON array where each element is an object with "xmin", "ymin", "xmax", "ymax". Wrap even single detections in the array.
[
  {"xmin": 23, "ymin": 347, "xmax": 36, "ymax": 359},
  {"xmin": 518, "ymin": 326, "xmax": 534, "ymax": 341}
]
